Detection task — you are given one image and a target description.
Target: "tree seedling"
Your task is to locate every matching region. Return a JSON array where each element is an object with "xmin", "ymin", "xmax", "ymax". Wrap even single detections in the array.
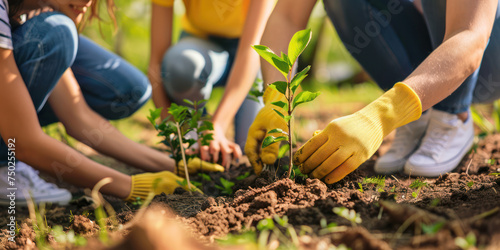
[
  {"xmin": 215, "ymin": 177, "xmax": 235, "ymax": 195},
  {"xmin": 149, "ymin": 99, "xmax": 214, "ymax": 191},
  {"xmin": 410, "ymin": 178, "xmax": 428, "ymax": 198},
  {"xmin": 253, "ymin": 28, "xmax": 320, "ymax": 178},
  {"xmin": 333, "ymin": 207, "xmax": 362, "ymax": 227}
]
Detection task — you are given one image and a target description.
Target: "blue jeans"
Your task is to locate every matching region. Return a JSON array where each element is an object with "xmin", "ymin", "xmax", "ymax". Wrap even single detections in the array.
[
  {"xmin": 324, "ymin": 0, "xmax": 500, "ymax": 114},
  {"xmin": 0, "ymin": 12, "xmax": 151, "ymax": 164},
  {"xmin": 161, "ymin": 33, "xmax": 263, "ymax": 150}
]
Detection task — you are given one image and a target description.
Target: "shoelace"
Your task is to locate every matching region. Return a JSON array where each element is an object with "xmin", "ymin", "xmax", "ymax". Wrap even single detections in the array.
[{"xmin": 418, "ymin": 121, "xmax": 455, "ymax": 160}]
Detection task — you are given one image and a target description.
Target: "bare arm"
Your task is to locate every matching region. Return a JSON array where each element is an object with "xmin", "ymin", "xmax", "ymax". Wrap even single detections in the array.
[
  {"xmin": 149, "ymin": 3, "xmax": 174, "ymax": 119},
  {"xmin": 0, "ymin": 49, "xmax": 130, "ymax": 198},
  {"xmin": 48, "ymin": 69, "xmax": 176, "ymax": 173},
  {"xmin": 201, "ymin": 0, "xmax": 275, "ymax": 167},
  {"xmin": 260, "ymin": 0, "xmax": 317, "ymax": 86},
  {"xmin": 212, "ymin": 1, "xmax": 274, "ymax": 130},
  {"xmin": 404, "ymin": 0, "xmax": 497, "ymax": 110}
]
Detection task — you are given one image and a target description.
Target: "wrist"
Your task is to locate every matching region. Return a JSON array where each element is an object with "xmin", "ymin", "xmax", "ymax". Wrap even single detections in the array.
[{"xmin": 358, "ymin": 82, "xmax": 422, "ymax": 136}]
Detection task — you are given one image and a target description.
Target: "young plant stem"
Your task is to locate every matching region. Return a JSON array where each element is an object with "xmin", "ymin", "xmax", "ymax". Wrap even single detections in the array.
[
  {"xmin": 287, "ymin": 69, "xmax": 293, "ymax": 179},
  {"xmin": 175, "ymin": 122, "xmax": 192, "ymax": 193}
]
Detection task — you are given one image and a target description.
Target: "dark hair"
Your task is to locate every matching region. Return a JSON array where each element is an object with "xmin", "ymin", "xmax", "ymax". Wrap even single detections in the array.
[{"xmin": 8, "ymin": 0, "xmax": 24, "ymax": 20}]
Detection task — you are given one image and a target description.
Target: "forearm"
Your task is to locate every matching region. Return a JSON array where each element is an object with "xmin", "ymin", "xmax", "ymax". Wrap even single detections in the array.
[
  {"xmin": 49, "ymin": 70, "xmax": 176, "ymax": 173},
  {"xmin": 260, "ymin": 0, "xmax": 315, "ymax": 86},
  {"xmin": 212, "ymin": 0, "xmax": 274, "ymax": 130},
  {"xmin": 404, "ymin": 31, "xmax": 488, "ymax": 111},
  {"xmin": 0, "ymin": 49, "xmax": 130, "ymax": 199},
  {"xmin": 212, "ymin": 54, "xmax": 260, "ymax": 130},
  {"xmin": 63, "ymin": 112, "xmax": 175, "ymax": 173},
  {"xmin": 149, "ymin": 3, "xmax": 174, "ymax": 118},
  {"xmin": 15, "ymin": 133, "xmax": 131, "ymax": 198},
  {"xmin": 404, "ymin": 0, "xmax": 496, "ymax": 111}
]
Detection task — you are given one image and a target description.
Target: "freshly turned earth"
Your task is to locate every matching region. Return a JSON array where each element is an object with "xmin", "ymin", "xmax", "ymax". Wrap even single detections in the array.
[{"xmin": 2, "ymin": 134, "xmax": 500, "ymax": 249}]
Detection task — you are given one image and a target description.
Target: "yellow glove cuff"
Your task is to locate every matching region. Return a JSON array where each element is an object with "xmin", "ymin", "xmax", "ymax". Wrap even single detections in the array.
[
  {"xmin": 125, "ymin": 173, "xmax": 156, "ymax": 202},
  {"xmin": 357, "ymin": 82, "xmax": 422, "ymax": 137}
]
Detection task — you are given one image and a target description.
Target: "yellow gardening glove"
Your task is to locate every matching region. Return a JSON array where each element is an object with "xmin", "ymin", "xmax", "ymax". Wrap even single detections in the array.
[
  {"xmin": 125, "ymin": 171, "xmax": 202, "ymax": 202},
  {"xmin": 177, "ymin": 157, "xmax": 225, "ymax": 178},
  {"xmin": 294, "ymin": 82, "xmax": 422, "ymax": 183},
  {"xmin": 245, "ymin": 87, "xmax": 288, "ymax": 175}
]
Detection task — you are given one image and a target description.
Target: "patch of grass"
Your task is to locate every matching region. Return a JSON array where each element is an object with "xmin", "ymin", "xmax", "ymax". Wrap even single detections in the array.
[{"xmin": 410, "ymin": 178, "xmax": 428, "ymax": 199}]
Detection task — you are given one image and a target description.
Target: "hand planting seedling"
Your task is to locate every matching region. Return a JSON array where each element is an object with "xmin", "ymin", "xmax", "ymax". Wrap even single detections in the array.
[
  {"xmin": 149, "ymin": 99, "xmax": 219, "ymax": 191},
  {"xmin": 252, "ymin": 28, "xmax": 320, "ymax": 178}
]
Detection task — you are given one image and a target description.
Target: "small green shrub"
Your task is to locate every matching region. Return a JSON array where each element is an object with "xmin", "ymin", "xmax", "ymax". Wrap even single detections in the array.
[{"xmin": 253, "ymin": 28, "xmax": 320, "ymax": 178}]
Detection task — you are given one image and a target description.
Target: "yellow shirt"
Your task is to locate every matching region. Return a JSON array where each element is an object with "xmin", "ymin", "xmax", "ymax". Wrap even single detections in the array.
[{"xmin": 152, "ymin": 0, "xmax": 251, "ymax": 38}]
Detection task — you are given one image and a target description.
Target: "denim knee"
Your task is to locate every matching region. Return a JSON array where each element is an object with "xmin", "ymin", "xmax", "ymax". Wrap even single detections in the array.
[
  {"xmin": 13, "ymin": 12, "xmax": 78, "ymax": 72},
  {"xmin": 162, "ymin": 47, "xmax": 208, "ymax": 103}
]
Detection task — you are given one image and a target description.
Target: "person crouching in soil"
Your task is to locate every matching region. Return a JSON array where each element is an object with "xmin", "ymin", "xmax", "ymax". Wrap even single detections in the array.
[
  {"xmin": 0, "ymin": 0, "xmax": 222, "ymax": 206},
  {"xmin": 148, "ymin": 0, "xmax": 275, "ymax": 169},
  {"xmin": 246, "ymin": 0, "xmax": 500, "ymax": 183}
]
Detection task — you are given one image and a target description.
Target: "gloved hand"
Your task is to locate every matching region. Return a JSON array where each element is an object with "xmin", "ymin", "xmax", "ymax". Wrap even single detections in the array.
[
  {"xmin": 245, "ymin": 87, "xmax": 287, "ymax": 175},
  {"xmin": 177, "ymin": 157, "xmax": 225, "ymax": 177},
  {"xmin": 125, "ymin": 171, "xmax": 202, "ymax": 201},
  {"xmin": 294, "ymin": 82, "xmax": 422, "ymax": 183}
]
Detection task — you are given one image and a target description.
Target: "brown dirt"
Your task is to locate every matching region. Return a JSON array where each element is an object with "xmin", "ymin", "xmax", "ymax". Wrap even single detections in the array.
[{"xmin": 2, "ymin": 131, "xmax": 500, "ymax": 249}]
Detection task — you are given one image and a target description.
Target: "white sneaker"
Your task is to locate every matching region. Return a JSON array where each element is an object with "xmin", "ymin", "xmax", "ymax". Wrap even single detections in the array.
[
  {"xmin": 374, "ymin": 109, "xmax": 432, "ymax": 174},
  {"xmin": 404, "ymin": 109, "xmax": 474, "ymax": 177},
  {"xmin": 0, "ymin": 162, "xmax": 72, "ymax": 206}
]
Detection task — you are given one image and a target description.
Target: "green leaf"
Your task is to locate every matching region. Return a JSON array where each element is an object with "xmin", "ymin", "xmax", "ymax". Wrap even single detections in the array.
[
  {"xmin": 236, "ymin": 172, "xmax": 251, "ymax": 181},
  {"xmin": 281, "ymin": 52, "xmax": 291, "ymax": 67},
  {"xmin": 262, "ymin": 135, "xmax": 288, "ymax": 148},
  {"xmin": 220, "ymin": 177, "xmax": 235, "ymax": 189},
  {"xmin": 278, "ymin": 144, "xmax": 290, "ymax": 159},
  {"xmin": 288, "ymin": 29, "xmax": 312, "ymax": 67},
  {"xmin": 198, "ymin": 173, "xmax": 212, "ymax": 182},
  {"xmin": 292, "ymin": 91, "xmax": 320, "ymax": 110},
  {"xmin": 271, "ymin": 81, "xmax": 288, "ymax": 95},
  {"xmin": 284, "ymin": 115, "xmax": 292, "ymax": 123},
  {"xmin": 273, "ymin": 109, "xmax": 285, "ymax": 119},
  {"xmin": 252, "ymin": 45, "xmax": 290, "ymax": 78},
  {"xmin": 291, "ymin": 66, "xmax": 311, "ymax": 94},
  {"xmin": 262, "ymin": 136, "xmax": 276, "ymax": 148},
  {"xmin": 148, "ymin": 108, "xmax": 162, "ymax": 126},
  {"xmin": 271, "ymin": 101, "xmax": 288, "ymax": 110},
  {"xmin": 422, "ymin": 222, "xmax": 445, "ymax": 235},
  {"xmin": 183, "ymin": 99, "xmax": 194, "ymax": 106},
  {"xmin": 268, "ymin": 128, "xmax": 288, "ymax": 135}
]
